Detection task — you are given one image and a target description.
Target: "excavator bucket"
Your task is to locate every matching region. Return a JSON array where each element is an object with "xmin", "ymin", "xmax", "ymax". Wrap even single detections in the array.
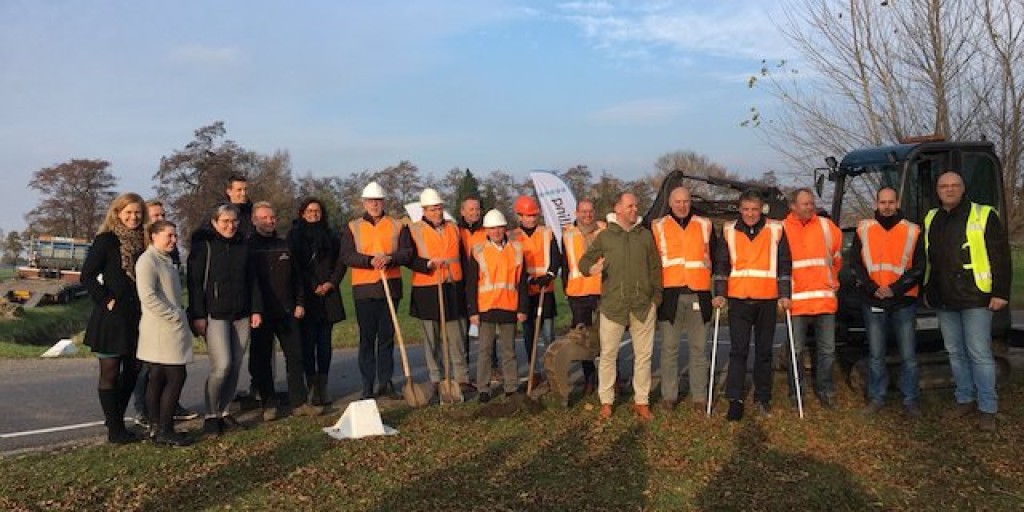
[{"xmin": 543, "ymin": 324, "xmax": 600, "ymax": 407}]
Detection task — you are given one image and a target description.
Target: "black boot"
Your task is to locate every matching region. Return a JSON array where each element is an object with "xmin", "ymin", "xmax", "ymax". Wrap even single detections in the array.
[
  {"xmin": 99, "ymin": 389, "xmax": 138, "ymax": 444},
  {"xmin": 315, "ymin": 374, "xmax": 332, "ymax": 405}
]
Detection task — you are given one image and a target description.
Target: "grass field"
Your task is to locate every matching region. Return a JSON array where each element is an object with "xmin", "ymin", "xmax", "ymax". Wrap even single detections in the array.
[
  {"xmin": 1012, "ymin": 245, "xmax": 1023, "ymax": 308},
  {"xmin": 2, "ymin": 369, "xmax": 1023, "ymax": 510}
]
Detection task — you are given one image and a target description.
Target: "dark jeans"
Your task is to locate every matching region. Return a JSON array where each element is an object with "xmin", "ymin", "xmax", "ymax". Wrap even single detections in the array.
[
  {"xmin": 863, "ymin": 303, "xmax": 919, "ymax": 405},
  {"xmin": 250, "ymin": 316, "xmax": 307, "ymax": 406},
  {"xmin": 725, "ymin": 299, "xmax": 777, "ymax": 404},
  {"xmin": 355, "ymin": 298, "xmax": 396, "ymax": 395},
  {"xmin": 300, "ymin": 319, "xmax": 333, "ymax": 377}
]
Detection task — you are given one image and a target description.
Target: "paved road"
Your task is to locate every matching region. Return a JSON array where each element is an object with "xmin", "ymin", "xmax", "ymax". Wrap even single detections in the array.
[{"xmin": 2, "ymin": 311, "xmax": 1022, "ymax": 455}]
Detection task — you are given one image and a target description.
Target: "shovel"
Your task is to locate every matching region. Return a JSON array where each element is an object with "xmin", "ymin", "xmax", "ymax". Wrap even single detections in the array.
[
  {"xmin": 526, "ymin": 288, "xmax": 546, "ymax": 397},
  {"xmin": 381, "ymin": 269, "xmax": 431, "ymax": 408},
  {"xmin": 437, "ymin": 266, "xmax": 463, "ymax": 404},
  {"xmin": 706, "ymin": 306, "xmax": 721, "ymax": 417},
  {"xmin": 785, "ymin": 309, "xmax": 805, "ymax": 419}
]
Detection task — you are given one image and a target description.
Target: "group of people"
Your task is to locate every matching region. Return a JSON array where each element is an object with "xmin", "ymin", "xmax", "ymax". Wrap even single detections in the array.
[
  {"xmin": 81, "ymin": 176, "xmax": 345, "ymax": 446},
  {"xmin": 80, "ymin": 168, "xmax": 1012, "ymax": 447}
]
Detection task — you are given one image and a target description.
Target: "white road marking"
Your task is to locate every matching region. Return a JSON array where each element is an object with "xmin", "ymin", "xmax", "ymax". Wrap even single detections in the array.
[{"xmin": 1, "ymin": 420, "xmax": 108, "ymax": 439}]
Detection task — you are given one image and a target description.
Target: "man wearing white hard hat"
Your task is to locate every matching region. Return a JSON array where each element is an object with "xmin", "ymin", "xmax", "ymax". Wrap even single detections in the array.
[
  {"xmin": 339, "ymin": 181, "xmax": 414, "ymax": 399},
  {"xmin": 406, "ymin": 188, "xmax": 471, "ymax": 396},
  {"xmin": 465, "ymin": 209, "xmax": 530, "ymax": 403}
]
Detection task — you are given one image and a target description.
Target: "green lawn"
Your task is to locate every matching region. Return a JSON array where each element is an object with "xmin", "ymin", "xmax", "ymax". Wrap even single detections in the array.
[{"xmin": 2, "ymin": 370, "xmax": 1023, "ymax": 510}]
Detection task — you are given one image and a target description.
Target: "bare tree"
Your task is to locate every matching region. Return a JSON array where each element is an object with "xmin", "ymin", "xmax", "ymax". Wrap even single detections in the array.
[
  {"xmin": 650, "ymin": 150, "xmax": 740, "ymax": 201},
  {"xmin": 2, "ymin": 231, "xmax": 22, "ymax": 266},
  {"xmin": 749, "ymin": 0, "xmax": 1023, "ymax": 238},
  {"xmin": 25, "ymin": 158, "xmax": 117, "ymax": 238},
  {"xmin": 562, "ymin": 164, "xmax": 593, "ymax": 202},
  {"xmin": 295, "ymin": 173, "xmax": 346, "ymax": 231},
  {"xmin": 153, "ymin": 122, "xmax": 298, "ymax": 245}
]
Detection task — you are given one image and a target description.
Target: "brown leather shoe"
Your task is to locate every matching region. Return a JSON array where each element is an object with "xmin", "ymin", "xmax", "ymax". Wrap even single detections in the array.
[
  {"xmin": 945, "ymin": 402, "xmax": 976, "ymax": 420},
  {"xmin": 598, "ymin": 404, "xmax": 613, "ymax": 421},
  {"xmin": 633, "ymin": 403, "xmax": 654, "ymax": 421}
]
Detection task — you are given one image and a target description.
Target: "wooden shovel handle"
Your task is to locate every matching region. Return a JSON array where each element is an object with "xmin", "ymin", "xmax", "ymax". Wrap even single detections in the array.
[{"xmin": 381, "ymin": 270, "xmax": 412, "ymax": 378}]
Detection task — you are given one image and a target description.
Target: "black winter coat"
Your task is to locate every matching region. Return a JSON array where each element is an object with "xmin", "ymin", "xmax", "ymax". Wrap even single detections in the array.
[
  {"xmin": 82, "ymin": 231, "xmax": 142, "ymax": 355},
  {"xmin": 187, "ymin": 229, "xmax": 262, "ymax": 321},
  {"xmin": 250, "ymin": 231, "xmax": 304, "ymax": 321},
  {"xmin": 288, "ymin": 220, "xmax": 346, "ymax": 324}
]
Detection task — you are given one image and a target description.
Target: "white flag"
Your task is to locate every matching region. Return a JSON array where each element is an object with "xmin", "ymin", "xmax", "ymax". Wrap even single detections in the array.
[{"xmin": 529, "ymin": 171, "xmax": 576, "ymax": 246}]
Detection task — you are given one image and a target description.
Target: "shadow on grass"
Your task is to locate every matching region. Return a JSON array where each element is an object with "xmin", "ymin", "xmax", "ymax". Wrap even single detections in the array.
[
  {"xmin": 136, "ymin": 423, "xmax": 332, "ymax": 511},
  {"xmin": 694, "ymin": 422, "xmax": 873, "ymax": 511},
  {"xmin": 369, "ymin": 422, "xmax": 648, "ymax": 511}
]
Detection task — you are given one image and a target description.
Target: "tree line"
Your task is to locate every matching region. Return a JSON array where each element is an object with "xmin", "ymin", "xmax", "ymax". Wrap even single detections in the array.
[{"xmin": 9, "ymin": 121, "xmax": 759, "ymax": 261}]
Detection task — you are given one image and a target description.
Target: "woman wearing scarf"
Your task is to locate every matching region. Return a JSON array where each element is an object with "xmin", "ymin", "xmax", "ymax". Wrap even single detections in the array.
[
  {"xmin": 82, "ymin": 192, "xmax": 148, "ymax": 444},
  {"xmin": 288, "ymin": 197, "xmax": 346, "ymax": 406}
]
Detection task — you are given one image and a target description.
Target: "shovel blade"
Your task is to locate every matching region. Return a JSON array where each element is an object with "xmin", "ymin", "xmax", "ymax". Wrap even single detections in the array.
[
  {"xmin": 438, "ymin": 380, "xmax": 464, "ymax": 404},
  {"xmin": 403, "ymin": 379, "xmax": 432, "ymax": 408}
]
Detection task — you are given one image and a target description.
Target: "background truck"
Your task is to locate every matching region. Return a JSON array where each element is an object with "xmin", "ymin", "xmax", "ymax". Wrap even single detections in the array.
[
  {"xmin": 0, "ymin": 235, "xmax": 90, "ymax": 308},
  {"xmin": 815, "ymin": 137, "xmax": 1023, "ymax": 389}
]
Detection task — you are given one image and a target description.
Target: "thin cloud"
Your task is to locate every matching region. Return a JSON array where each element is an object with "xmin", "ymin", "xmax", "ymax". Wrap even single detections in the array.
[
  {"xmin": 591, "ymin": 97, "xmax": 687, "ymax": 124},
  {"xmin": 554, "ymin": 1, "xmax": 790, "ymax": 62},
  {"xmin": 166, "ymin": 44, "xmax": 240, "ymax": 64}
]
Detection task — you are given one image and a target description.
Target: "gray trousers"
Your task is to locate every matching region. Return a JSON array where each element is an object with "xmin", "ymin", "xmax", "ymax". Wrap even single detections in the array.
[
  {"xmin": 477, "ymin": 322, "xmax": 518, "ymax": 394},
  {"xmin": 204, "ymin": 317, "xmax": 251, "ymax": 417},
  {"xmin": 658, "ymin": 295, "xmax": 709, "ymax": 404},
  {"xmin": 421, "ymin": 319, "xmax": 469, "ymax": 383}
]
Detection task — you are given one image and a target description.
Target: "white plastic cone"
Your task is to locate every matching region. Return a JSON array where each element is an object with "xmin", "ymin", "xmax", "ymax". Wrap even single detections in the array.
[
  {"xmin": 40, "ymin": 338, "xmax": 78, "ymax": 358},
  {"xmin": 322, "ymin": 399, "xmax": 398, "ymax": 440}
]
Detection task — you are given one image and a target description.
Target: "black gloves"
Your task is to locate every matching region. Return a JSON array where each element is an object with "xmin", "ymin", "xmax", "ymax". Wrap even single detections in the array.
[{"xmin": 531, "ymin": 274, "xmax": 554, "ymax": 287}]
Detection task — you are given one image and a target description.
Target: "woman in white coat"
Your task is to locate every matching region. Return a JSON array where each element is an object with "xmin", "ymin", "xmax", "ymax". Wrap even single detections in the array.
[{"xmin": 136, "ymin": 220, "xmax": 194, "ymax": 447}]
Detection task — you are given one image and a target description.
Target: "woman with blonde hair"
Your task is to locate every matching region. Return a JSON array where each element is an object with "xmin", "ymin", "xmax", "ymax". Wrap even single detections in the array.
[
  {"xmin": 136, "ymin": 220, "xmax": 194, "ymax": 446},
  {"xmin": 82, "ymin": 192, "xmax": 148, "ymax": 444}
]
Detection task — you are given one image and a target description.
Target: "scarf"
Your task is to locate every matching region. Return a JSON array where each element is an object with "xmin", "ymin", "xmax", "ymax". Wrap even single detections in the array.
[
  {"xmin": 112, "ymin": 222, "xmax": 145, "ymax": 282},
  {"xmin": 292, "ymin": 218, "xmax": 335, "ymax": 261}
]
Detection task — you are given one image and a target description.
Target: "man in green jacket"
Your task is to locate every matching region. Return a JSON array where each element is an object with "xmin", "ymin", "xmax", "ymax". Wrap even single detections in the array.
[{"xmin": 580, "ymin": 192, "xmax": 663, "ymax": 422}]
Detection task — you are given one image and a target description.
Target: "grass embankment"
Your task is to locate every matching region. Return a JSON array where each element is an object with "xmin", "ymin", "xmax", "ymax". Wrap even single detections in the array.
[
  {"xmin": 0, "ymin": 268, "xmax": 573, "ymax": 358},
  {"xmin": 1012, "ymin": 245, "xmax": 1023, "ymax": 308},
  {"xmin": 2, "ymin": 370, "xmax": 1023, "ymax": 510}
]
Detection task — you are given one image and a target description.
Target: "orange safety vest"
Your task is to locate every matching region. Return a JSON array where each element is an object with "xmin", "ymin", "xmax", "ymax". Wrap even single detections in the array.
[
  {"xmin": 562, "ymin": 222, "xmax": 605, "ymax": 297},
  {"xmin": 723, "ymin": 220, "xmax": 784, "ymax": 300},
  {"xmin": 856, "ymin": 218, "xmax": 920, "ymax": 297},
  {"xmin": 460, "ymin": 226, "xmax": 487, "ymax": 259},
  {"xmin": 512, "ymin": 225, "xmax": 554, "ymax": 295},
  {"xmin": 652, "ymin": 215, "xmax": 712, "ymax": 291},
  {"xmin": 348, "ymin": 216, "xmax": 402, "ymax": 286},
  {"xmin": 783, "ymin": 213, "xmax": 841, "ymax": 315},
  {"xmin": 472, "ymin": 239, "xmax": 524, "ymax": 313},
  {"xmin": 409, "ymin": 220, "xmax": 463, "ymax": 286}
]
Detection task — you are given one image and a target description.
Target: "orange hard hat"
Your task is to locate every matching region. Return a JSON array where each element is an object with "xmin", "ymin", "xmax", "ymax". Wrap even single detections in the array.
[{"xmin": 514, "ymin": 195, "xmax": 540, "ymax": 215}]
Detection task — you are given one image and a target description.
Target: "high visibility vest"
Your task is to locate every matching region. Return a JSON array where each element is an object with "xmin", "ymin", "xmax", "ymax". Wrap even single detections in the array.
[
  {"xmin": 409, "ymin": 220, "xmax": 463, "ymax": 287},
  {"xmin": 856, "ymin": 218, "xmax": 920, "ymax": 297},
  {"xmin": 723, "ymin": 220, "xmax": 784, "ymax": 300},
  {"xmin": 472, "ymin": 239, "xmax": 524, "ymax": 313},
  {"xmin": 512, "ymin": 225, "xmax": 554, "ymax": 295},
  {"xmin": 348, "ymin": 216, "xmax": 402, "ymax": 286},
  {"xmin": 460, "ymin": 226, "xmax": 487, "ymax": 259},
  {"xmin": 924, "ymin": 203, "xmax": 994, "ymax": 293},
  {"xmin": 783, "ymin": 213, "xmax": 841, "ymax": 315},
  {"xmin": 652, "ymin": 215, "xmax": 712, "ymax": 291},
  {"xmin": 562, "ymin": 222, "xmax": 605, "ymax": 297}
]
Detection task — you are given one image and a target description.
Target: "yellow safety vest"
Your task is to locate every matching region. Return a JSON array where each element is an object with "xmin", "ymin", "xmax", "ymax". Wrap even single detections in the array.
[{"xmin": 923, "ymin": 203, "xmax": 993, "ymax": 293}]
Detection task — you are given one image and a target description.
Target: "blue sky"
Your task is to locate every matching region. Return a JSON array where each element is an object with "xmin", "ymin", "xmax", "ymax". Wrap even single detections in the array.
[{"xmin": 0, "ymin": 0, "xmax": 793, "ymax": 234}]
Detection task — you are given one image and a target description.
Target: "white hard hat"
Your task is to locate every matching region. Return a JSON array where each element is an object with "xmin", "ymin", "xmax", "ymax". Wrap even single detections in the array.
[
  {"xmin": 482, "ymin": 209, "xmax": 507, "ymax": 228},
  {"xmin": 361, "ymin": 181, "xmax": 385, "ymax": 199},
  {"xmin": 419, "ymin": 188, "xmax": 443, "ymax": 207}
]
